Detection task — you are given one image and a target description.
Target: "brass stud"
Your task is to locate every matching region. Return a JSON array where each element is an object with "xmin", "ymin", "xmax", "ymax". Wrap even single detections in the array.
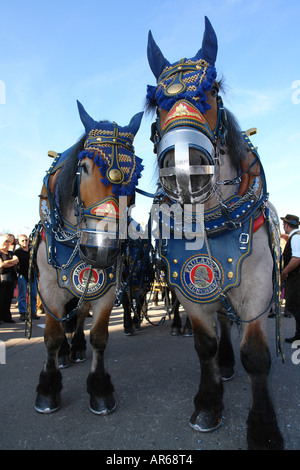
[
  {"xmin": 166, "ymin": 83, "xmax": 184, "ymax": 94},
  {"xmin": 96, "ymin": 137, "xmax": 102, "ymax": 142},
  {"xmin": 62, "ymin": 275, "xmax": 68, "ymax": 282},
  {"xmin": 108, "ymin": 169, "xmax": 122, "ymax": 182},
  {"xmin": 227, "ymin": 271, "xmax": 234, "ymax": 280},
  {"xmin": 172, "ymin": 271, "xmax": 178, "ymax": 279},
  {"xmin": 109, "ymin": 273, "xmax": 114, "ymax": 279},
  {"xmin": 227, "ymin": 258, "xmax": 233, "ymax": 263},
  {"xmin": 173, "ymin": 259, "xmax": 178, "ymax": 264}
]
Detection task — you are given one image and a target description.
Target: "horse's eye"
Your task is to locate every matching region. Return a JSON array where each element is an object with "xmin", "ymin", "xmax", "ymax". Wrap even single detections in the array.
[
  {"xmin": 210, "ymin": 87, "xmax": 218, "ymax": 99},
  {"xmin": 80, "ymin": 162, "xmax": 89, "ymax": 174}
]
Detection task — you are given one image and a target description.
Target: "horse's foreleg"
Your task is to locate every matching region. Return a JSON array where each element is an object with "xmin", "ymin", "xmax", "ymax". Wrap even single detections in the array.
[
  {"xmin": 70, "ymin": 302, "xmax": 90, "ymax": 363},
  {"xmin": 217, "ymin": 312, "xmax": 235, "ymax": 380},
  {"xmin": 170, "ymin": 298, "xmax": 182, "ymax": 336},
  {"xmin": 189, "ymin": 315, "xmax": 223, "ymax": 432},
  {"xmin": 35, "ymin": 315, "xmax": 65, "ymax": 413},
  {"xmin": 87, "ymin": 296, "xmax": 116, "ymax": 415},
  {"xmin": 240, "ymin": 322, "xmax": 284, "ymax": 450}
]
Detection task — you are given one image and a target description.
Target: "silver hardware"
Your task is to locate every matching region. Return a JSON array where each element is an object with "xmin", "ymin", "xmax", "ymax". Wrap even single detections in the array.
[
  {"xmin": 239, "ymin": 233, "xmax": 249, "ymax": 244},
  {"xmin": 157, "ymin": 127, "xmax": 216, "ymax": 204}
]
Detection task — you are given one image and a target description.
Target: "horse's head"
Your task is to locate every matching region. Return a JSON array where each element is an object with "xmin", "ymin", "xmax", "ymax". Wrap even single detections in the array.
[
  {"xmin": 75, "ymin": 101, "xmax": 143, "ymax": 268},
  {"xmin": 146, "ymin": 17, "xmax": 227, "ymax": 205}
]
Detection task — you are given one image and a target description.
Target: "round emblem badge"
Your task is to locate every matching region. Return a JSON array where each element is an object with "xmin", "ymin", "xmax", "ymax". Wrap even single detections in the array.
[
  {"xmin": 182, "ymin": 255, "xmax": 223, "ymax": 301},
  {"xmin": 71, "ymin": 262, "xmax": 105, "ymax": 298}
]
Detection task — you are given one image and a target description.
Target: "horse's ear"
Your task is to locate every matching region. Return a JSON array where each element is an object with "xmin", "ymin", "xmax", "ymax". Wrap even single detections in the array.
[
  {"xmin": 77, "ymin": 100, "xmax": 98, "ymax": 135},
  {"xmin": 194, "ymin": 16, "xmax": 218, "ymax": 65},
  {"xmin": 147, "ymin": 30, "xmax": 169, "ymax": 81},
  {"xmin": 127, "ymin": 112, "xmax": 144, "ymax": 136}
]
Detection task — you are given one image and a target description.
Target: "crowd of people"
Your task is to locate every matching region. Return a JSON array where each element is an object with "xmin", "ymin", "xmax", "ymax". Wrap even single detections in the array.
[
  {"xmin": 0, "ymin": 233, "xmax": 41, "ymax": 326},
  {"xmin": 0, "ymin": 213, "xmax": 299, "ymax": 346}
]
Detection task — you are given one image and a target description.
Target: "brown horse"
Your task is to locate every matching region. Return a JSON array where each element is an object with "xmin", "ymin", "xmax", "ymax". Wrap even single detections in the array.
[
  {"xmin": 34, "ymin": 101, "xmax": 143, "ymax": 414},
  {"xmin": 146, "ymin": 17, "xmax": 283, "ymax": 449}
]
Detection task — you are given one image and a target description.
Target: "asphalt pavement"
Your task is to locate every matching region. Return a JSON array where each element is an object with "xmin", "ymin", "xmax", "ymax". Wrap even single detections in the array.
[{"xmin": 0, "ymin": 300, "xmax": 299, "ymax": 451}]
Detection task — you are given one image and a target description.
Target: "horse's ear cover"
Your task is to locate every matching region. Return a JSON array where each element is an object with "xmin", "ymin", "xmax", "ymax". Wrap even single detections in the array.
[
  {"xmin": 194, "ymin": 16, "xmax": 218, "ymax": 65},
  {"xmin": 147, "ymin": 30, "xmax": 170, "ymax": 81},
  {"xmin": 125, "ymin": 112, "xmax": 144, "ymax": 136},
  {"xmin": 75, "ymin": 100, "xmax": 144, "ymax": 197},
  {"xmin": 147, "ymin": 16, "xmax": 218, "ymax": 83},
  {"xmin": 146, "ymin": 17, "xmax": 218, "ymax": 115},
  {"xmin": 77, "ymin": 100, "xmax": 98, "ymax": 136}
]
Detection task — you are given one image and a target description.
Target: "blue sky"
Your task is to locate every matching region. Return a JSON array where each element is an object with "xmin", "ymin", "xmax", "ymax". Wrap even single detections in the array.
[{"xmin": 0, "ymin": 0, "xmax": 299, "ymax": 235}]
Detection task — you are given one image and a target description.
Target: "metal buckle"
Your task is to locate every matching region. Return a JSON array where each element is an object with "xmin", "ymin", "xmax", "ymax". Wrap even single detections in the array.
[{"xmin": 239, "ymin": 232, "xmax": 249, "ymax": 250}]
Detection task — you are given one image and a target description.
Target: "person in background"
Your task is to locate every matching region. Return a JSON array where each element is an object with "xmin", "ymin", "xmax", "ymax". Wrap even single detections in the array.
[
  {"xmin": 14, "ymin": 234, "xmax": 39, "ymax": 321},
  {"xmin": 7, "ymin": 233, "xmax": 18, "ymax": 300},
  {"xmin": 0, "ymin": 234, "xmax": 19, "ymax": 324},
  {"xmin": 7, "ymin": 234, "xmax": 16, "ymax": 252},
  {"xmin": 281, "ymin": 214, "xmax": 300, "ymax": 343}
]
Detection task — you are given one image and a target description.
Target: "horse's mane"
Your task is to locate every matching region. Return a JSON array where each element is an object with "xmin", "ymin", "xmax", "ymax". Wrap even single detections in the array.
[
  {"xmin": 224, "ymin": 108, "xmax": 248, "ymax": 169},
  {"xmin": 57, "ymin": 134, "xmax": 86, "ymax": 217}
]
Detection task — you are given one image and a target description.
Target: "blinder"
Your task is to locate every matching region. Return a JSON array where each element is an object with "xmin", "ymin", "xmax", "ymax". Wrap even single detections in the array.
[{"xmin": 71, "ymin": 164, "xmax": 82, "ymax": 199}]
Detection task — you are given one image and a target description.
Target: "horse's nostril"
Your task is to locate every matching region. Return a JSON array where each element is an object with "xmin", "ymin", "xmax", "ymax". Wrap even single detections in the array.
[
  {"xmin": 162, "ymin": 150, "xmax": 175, "ymax": 168},
  {"xmin": 79, "ymin": 229, "xmax": 120, "ymax": 268},
  {"xmin": 189, "ymin": 149, "xmax": 210, "ymax": 166}
]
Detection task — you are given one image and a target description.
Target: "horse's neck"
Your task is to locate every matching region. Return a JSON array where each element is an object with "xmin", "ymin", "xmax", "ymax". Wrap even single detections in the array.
[{"xmin": 204, "ymin": 149, "xmax": 238, "ymax": 211}]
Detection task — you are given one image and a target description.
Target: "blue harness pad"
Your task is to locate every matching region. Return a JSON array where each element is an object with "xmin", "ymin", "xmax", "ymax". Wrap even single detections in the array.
[
  {"xmin": 43, "ymin": 229, "xmax": 116, "ymax": 300},
  {"xmin": 158, "ymin": 214, "xmax": 256, "ymax": 304}
]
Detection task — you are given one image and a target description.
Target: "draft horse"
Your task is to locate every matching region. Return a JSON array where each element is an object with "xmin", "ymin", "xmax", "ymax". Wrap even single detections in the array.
[
  {"xmin": 34, "ymin": 101, "xmax": 143, "ymax": 414},
  {"xmin": 146, "ymin": 17, "xmax": 283, "ymax": 449}
]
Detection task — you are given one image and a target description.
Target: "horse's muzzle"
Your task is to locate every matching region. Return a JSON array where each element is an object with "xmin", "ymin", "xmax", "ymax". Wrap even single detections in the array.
[
  {"xmin": 79, "ymin": 229, "xmax": 120, "ymax": 268},
  {"xmin": 157, "ymin": 127, "xmax": 217, "ymax": 204}
]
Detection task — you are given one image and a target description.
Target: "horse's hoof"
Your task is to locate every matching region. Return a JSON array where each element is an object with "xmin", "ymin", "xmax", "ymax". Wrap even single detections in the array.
[
  {"xmin": 189, "ymin": 410, "xmax": 222, "ymax": 432},
  {"xmin": 170, "ymin": 327, "xmax": 182, "ymax": 336},
  {"xmin": 182, "ymin": 327, "xmax": 193, "ymax": 337},
  {"xmin": 124, "ymin": 327, "xmax": 135, "ymax": 336},
  {"xmin": 70, "ymin": 351, "xmax": 87, "ymax": 363},
  {"xmin": 89, "ymin": 394, "xmax": 116, "ymax": 415},
  {"xmin": 35, "ymin": 393, "xmax": 61, "ymax": 414},
  {"xmin": 58, "ymin": 355, "xmax": 71, "ymax": 369},
  {"xmin": 221, "ymin": 365, "xmax": 234, "ymax": 381}
]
